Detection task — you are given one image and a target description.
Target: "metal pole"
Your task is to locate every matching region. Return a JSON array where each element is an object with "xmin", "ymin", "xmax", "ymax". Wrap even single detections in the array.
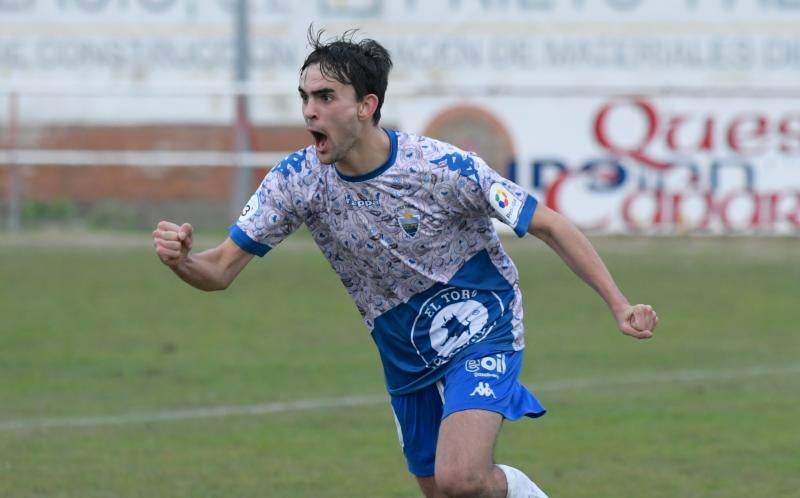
[
  {"xmin": 231, "ymin": 0, "xmax": 254, "ymax": 216},
  {"xmin": 6, "ymin": 92, "xmax": 20, "ymax": 232}
]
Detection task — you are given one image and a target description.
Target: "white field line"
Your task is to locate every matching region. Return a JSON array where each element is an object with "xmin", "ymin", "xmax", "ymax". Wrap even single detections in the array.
[{"xmin": 1, "ymin": 363, "xmax": 798, "ymax": 432}]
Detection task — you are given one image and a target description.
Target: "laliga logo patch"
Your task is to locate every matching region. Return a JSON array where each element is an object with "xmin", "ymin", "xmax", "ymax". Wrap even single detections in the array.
[
  {"xmin": 239, "ymin": 193, "xmax": 259, "ymax": 222},
  {"xmin": 397, "ymin": 208, "xmax": 420, "ymax": 237},
  {"xmin": 411, "ymin": 287, "xmax": 503, "ymax": 368},
  {"xmin": 489, "ymin": 182, "xmax": 522, "ymax": 225}
]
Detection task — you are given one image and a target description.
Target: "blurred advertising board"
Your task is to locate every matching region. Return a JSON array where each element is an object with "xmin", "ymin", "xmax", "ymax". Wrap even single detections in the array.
[
  {"xmin": 2, "ymin": 0, "xmax": 799, "ymax": 91},
  {"xmin": 394, "ymin": 95, "xmax": 799, "ymax": 235},
  {"xmin": 1, "ymin": 0, "xmax": 799, "ymax": 234}
]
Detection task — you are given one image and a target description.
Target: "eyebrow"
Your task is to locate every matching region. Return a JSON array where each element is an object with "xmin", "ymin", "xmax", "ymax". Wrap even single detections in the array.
[{"xmin": 298, "ymin": 87, "xmax": 336, "ymax": 96}]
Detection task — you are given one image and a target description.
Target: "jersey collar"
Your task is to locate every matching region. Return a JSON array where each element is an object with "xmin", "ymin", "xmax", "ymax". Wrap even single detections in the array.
[{"xmin": 335, "ymin": 128, "xmax": 398, "ymax": 183}]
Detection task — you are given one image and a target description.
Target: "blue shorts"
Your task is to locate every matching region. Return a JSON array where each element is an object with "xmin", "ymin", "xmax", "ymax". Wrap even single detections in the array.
[{"xmin": 389, "ymin": 349, "xmax": 546, "ymax": 477}]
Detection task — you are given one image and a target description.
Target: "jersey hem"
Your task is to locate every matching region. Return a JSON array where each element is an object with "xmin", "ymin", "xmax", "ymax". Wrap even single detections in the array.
[{"xmin": 384, "ymin": 341, "xmax": 520, "ymax": 396}]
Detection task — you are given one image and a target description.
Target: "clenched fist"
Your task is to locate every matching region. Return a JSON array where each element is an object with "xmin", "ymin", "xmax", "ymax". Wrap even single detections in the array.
[
  {"xmin": 152, "ymin": 221, "xmax": 193, "ymax": 268},
  {"xmin": 617, "ymin": 304, "xmax": 658, "ymax": 339}
]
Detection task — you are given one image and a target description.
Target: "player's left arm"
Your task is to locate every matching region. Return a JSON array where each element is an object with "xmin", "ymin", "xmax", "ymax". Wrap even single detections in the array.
[{"xmin": 527, "ymin": 203, "xmax": 658, "ymax": 339}]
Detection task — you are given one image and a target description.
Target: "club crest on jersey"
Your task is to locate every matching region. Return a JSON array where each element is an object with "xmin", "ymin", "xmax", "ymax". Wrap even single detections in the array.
[
  {"xmin": 489, "ymin": 182, "xmax": 522, "ymax": 226},
  {"xmin": 411, "ymin": 287, "xmax": 503, "ymax": 368},
  {"xmin": 397, "ymin": 209, "xmax": 420, "ymax": 237}
]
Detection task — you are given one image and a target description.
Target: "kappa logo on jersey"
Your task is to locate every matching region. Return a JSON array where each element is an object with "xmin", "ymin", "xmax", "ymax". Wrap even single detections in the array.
[
  {"xmin": 489, "ymin": 183, "xmax": 522, "ymax": 225},
  {"xmin": 238, "ymin": 193, "xmax": 260, "ymax": 222},
  {"xmin": 465, "ymin": 354, "xmax": 507, "ymax": 379},
  {"xmin": 397, "ymin": 209, "xmax": 420, "ymax": 237},
  {"xmin": 411, "ymin": 287, "xmax": 504, "ymax": 368},
  {"xmin": 273, "ymin": 151, "xmax": 304, "ymax": 177},
  {"xmin": 431, "ymin": 152, "xmax": 479, "ymax": 180},
  {"xmin": 345, "ymin": 192, "xmax": 382, "ymax": 209},
  {"xmin": 470, "ymin": 382, "xmax": 496, "ymax": 398}
]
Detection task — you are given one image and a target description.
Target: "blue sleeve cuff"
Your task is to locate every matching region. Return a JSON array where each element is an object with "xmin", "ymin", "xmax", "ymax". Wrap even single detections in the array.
[
  {"xmin": 228, "ymin": 224, "xmax": 271, "ymax": 257},
  {"xmin": 513, "ymin": 196, "xmax": 538, "ymax": 238}
]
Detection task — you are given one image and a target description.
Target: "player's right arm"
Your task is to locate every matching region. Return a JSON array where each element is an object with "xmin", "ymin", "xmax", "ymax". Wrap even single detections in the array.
[{"xmin": 152, "ymin": 221, "xmax": 254, "ymax": 291}]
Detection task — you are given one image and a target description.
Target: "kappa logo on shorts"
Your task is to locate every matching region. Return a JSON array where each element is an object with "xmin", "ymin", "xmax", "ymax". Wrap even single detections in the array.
[{"xmin": 470, "ymin": 382, "xmax": 496, "ymax": 398}]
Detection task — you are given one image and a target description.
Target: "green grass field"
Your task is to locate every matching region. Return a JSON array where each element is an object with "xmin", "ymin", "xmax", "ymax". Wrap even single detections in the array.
[{"xmin": 1, "ymin": 231, "xmax": 798, "ymax": 498}]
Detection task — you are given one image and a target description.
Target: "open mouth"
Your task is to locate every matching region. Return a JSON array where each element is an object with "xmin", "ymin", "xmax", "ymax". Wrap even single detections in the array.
[{"xmin": 309, "ymin": 130, "xmax": 328, "ymax": 152}]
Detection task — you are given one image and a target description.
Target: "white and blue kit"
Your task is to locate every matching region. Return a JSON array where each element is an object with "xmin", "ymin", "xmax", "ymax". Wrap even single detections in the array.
[{"xmin": 231, "ymin": 129, "xmax": 546, "ymax": 476}]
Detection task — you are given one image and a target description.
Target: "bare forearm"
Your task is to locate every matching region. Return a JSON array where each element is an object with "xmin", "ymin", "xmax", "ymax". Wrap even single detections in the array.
[
  {"xmin": 534, "ymin": 216, "xmax": 629, "ymax": 315},
  {"xmin": 528, "ymin": 206, "xmax": 658, "ymax": 338},
  {"xmin": 170, "ymin": 249, "xmax": 234, "ymax": 291},
  {"xmin": 153, "ymin": 231, "xmax": 254, "ymax": 292}
]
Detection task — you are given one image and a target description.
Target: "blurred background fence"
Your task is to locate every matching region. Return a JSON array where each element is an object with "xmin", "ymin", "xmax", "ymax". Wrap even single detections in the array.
[{"xmin": 1, "ymin": 0, "xmax": 799, "ymax": 235}]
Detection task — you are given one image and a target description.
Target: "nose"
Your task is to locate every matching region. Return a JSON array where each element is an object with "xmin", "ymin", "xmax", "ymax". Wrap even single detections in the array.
[{"xmin": 303, "ymin": 100, "xmax": 317, "ymax": 122}]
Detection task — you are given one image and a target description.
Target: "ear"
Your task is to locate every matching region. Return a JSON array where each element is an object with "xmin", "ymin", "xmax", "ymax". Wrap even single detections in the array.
[{"xmin": 358, "ymin": 94, "xmax": 380, "ymax": 122}]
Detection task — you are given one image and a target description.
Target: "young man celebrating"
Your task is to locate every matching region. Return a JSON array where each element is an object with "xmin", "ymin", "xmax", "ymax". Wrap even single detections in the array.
[{"xmin": 153, "ymin": 29, "xmax": 658, "ymax": 498}]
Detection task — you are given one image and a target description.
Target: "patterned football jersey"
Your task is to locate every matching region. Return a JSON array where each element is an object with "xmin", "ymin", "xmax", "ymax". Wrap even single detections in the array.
[{"xmin": 231, "ymin": 129, "xmax": 538, "ymax": 395}]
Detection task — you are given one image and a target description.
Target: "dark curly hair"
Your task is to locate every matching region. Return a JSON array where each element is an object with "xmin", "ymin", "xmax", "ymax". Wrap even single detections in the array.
[{"xmin": 301, "ymin": 26, "xmax": 393, "ymax": 125}]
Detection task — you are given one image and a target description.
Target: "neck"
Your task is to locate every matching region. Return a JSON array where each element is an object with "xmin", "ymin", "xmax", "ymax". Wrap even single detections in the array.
[{"xmin": 335, "ymin": 125, "xmax": 390, "ymax": 177}]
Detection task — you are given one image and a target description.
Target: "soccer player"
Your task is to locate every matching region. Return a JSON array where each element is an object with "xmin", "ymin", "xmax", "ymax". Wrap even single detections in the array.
[{"xmin": 152, "ymin": 28, "xmax": 658, "ymax": 498}]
